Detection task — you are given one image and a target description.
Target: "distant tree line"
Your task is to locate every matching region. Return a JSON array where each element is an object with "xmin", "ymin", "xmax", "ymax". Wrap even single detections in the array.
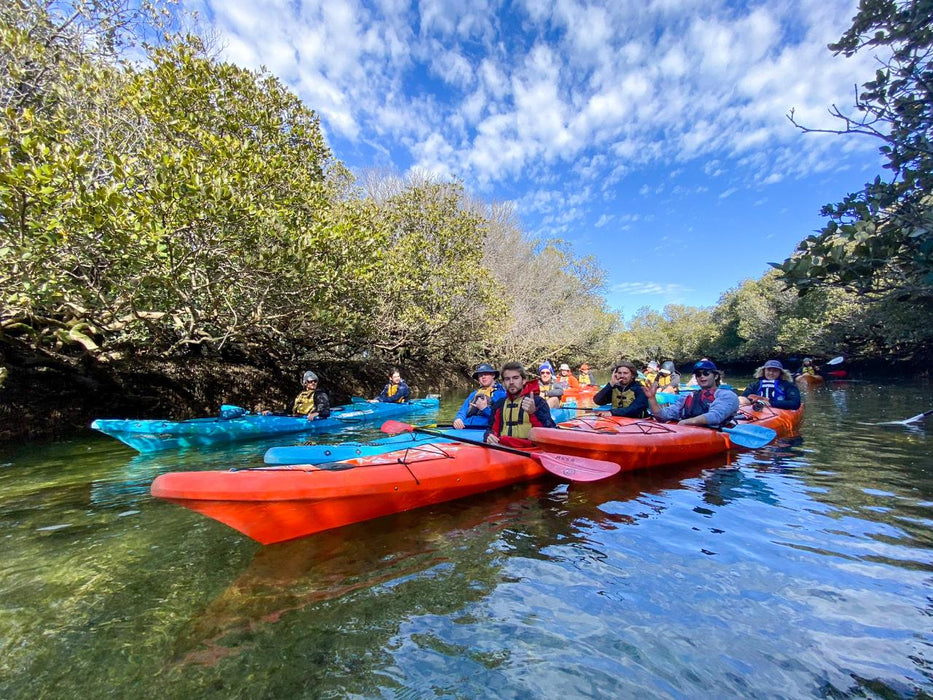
[{"xmin": 1, "ymin": 0, "xmax": 930, "ymax": 388}]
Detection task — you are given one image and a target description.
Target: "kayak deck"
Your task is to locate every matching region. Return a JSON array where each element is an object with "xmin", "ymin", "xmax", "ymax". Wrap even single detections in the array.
[{"xmin": 530, "ymin": 406, "xmax": 803, "ymax": 472}]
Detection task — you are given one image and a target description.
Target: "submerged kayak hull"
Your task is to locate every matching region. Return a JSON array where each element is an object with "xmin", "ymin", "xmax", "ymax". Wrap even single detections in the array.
[
  {"xmin": 151, "ymin": 442, "xmax": 544, "ymax": 544},
  {"xmin": 93, "ymin": 398, "xmax": 440, "ymax": 453},
  {"xmin": 529, "ymin": 406, "xmax": 803, "ymax": 472}
]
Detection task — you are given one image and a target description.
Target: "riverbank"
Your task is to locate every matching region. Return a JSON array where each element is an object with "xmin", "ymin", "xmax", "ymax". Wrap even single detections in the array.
[
  {"xmin": 0, "ymin": 349, "xmax": 466, "ymax": 443},
  {"xmin": 1, "ymin": 347, "xmax": 928, "ymax": 444}
]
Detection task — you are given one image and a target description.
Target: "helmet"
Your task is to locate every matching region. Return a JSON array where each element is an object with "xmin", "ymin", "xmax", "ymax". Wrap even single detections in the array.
[
  {"xmin": 660, "ymin": 361, "xmax": 676, "ymax": 375},
  {"xmin": 471, "ymin": 362, "xmax": 499, "ymax": 380},
  {"xmin": 302, "ymin": 370, "xmax": 318, "ymax": 384}
]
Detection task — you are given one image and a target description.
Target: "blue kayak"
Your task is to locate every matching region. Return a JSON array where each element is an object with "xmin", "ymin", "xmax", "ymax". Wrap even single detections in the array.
[
  {"xmin": 91, "ymin": 397, "xmax": 440, "ymax": 453},
  {"xmin": 264, "ymin": 427, "xmax": 487, "ymax": 465}
]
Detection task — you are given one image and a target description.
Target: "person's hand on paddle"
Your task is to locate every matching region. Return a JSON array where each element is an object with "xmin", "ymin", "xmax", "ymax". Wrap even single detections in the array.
[
  {"xmin": 485, "ymin": 431, "xmax": 500, "ymax": 445},
  {"xmin": 453, "ymin": 417, "xmax": 465, "ymax": 429},
  {"xmin": 305, "ymin": 411, "xmax": 318, "ymax": 421}
]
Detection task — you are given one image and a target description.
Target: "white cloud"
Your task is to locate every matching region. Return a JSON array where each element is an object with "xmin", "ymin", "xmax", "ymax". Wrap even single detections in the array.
[{"xmin": 611, "ymin": 282, "xmax": 693, "ymax": 296}]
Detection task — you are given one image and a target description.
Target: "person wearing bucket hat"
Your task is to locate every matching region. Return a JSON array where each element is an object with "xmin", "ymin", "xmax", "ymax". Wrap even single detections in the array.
[
  {"xmin": 577, "ymin": 363, "xmax": 597, "ymax": 386},
  {"xmin": 291, "ymin": 370, "xmax": 331, "ymax": 420},
  {"xmin": 556, "ymin": 362, "xmax": 581, "ymax": 390},
  {"xmin": 453, "ymin": 362, "xmax": 506, "ymax": 429},
  {"xmin": 740, "ymin": 360, "xmax": 800, "ymax": 410},
  {"xmin": 593, "ymin": 360, "xmax": 649, "ymax": 418},
  {"xmin": 645, "ymin": 359, "xmax": 739, "ymax": 428},
  {"xmin": 529, "ymin": 361, "xmax": 564, "ymax": 409}
]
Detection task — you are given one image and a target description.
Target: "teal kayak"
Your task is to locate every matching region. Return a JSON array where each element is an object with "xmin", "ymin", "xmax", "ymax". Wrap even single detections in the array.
[
  {"xmin": 91, "ymin": 397, "xmax": 440, "ymax": 453},
  {"xmin": 264, "ymin": 427, "xmax": 488, "ymax": 465}
]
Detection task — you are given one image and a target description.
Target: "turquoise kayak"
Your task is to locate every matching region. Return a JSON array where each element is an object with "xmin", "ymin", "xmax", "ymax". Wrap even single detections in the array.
[
  {"xmin": 91, "ymin": 397, "xmax": 440, "ymax": 453},
  {"xmin": 264, "ymin": 427, "xmax": 488, "ymax": 465}
]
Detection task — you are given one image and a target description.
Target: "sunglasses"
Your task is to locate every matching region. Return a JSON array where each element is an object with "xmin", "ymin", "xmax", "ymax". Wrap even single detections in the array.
[
  {"xmin": 305, "ymin": 380, "xmax": 318, "ymax": 384},
  {"xmin": 694, "ymin": 369, "xmax": 714, "ymax": 377}
]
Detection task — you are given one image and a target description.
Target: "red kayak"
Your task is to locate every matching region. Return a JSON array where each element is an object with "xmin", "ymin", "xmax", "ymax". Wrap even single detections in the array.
[
  {"xmin": 529, "ymin": 406, "xmax": 804, "ymax": 472},
  {"xmin": 151, "ymin": 442, "xmax": 547, "ymax": 545}
]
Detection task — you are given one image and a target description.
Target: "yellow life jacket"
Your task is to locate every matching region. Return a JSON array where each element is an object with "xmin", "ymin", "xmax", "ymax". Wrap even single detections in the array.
[
  {"xmin": 611, "ymin": 386, "xmax": 637, "ymax": 409},
  {"xmin": 656, "ymin": 374, "xmax": 672, "ymax": 388},
  {"xmin": 538, "ymin": 381, "xmax": 556, "ymax": 397},
  {"xmin": 641, "ymin": 371, "xmax": 658, "ymax": 386},
  {"xmin": 292, "ymin": 389, "xmax": 316, "ymax": 415},
  {"xmin": 501, "ymin": 398, "xmax": 532, "ymax": 439}
]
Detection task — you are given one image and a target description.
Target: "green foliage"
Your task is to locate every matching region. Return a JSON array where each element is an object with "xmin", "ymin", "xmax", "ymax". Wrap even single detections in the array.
[{"xmin": 781, "ymin": 0, "xmax": 933, "ymax": 301}]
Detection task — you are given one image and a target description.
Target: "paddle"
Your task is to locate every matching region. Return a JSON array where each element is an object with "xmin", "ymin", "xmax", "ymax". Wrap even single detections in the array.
[
  {"xmin": 721, "ymin": 423, "xmax": 777, "ymax": 448},
  {"xmin": 381, "ymin": 420, "xmax": 620, "ymax": 482},
  {"xmin": 826, "ymin": 356, "xmax": 844, "ymax": 365},
  {"xmin": 868, "ymin": 408, "xmax": 933, "ymax": 426}
]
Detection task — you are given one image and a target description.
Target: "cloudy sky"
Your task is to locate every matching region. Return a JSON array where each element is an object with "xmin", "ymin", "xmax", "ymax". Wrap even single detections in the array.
[{"xmin": 184, "ymin": 0, "xmax": 883, "ymax": 318}]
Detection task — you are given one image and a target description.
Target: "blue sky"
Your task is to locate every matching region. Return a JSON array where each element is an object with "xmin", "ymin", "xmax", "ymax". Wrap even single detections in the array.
[{"xmin": 184, "ymin": 0, "xmax": 884, "ymax": 319}]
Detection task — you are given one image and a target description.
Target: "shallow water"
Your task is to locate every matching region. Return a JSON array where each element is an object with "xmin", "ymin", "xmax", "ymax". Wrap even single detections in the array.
[{"xmin": 1, "ymin": 380, "xmax": 931, "ymax": 698}]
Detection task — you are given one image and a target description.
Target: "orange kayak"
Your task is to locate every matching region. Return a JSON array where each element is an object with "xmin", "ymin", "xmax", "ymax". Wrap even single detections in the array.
[
  {"xmin": 796, "ymin": 374, "xmax": 825, "ymax": 388},
  {"xmin": 560, "ymin": 385, "xmax": 600, "ymax": 406},
  {"xmin": 151, "ymin": 442, "xmax": 546, "ymax": 545},
  {"xmin": 529, "ymin": 406, "xmax": 804, "ymax": 472}
]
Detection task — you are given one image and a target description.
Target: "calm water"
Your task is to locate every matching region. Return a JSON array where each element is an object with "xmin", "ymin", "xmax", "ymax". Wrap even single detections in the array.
[{"xmin": 1, "ymin": 380, "xmax": 931, "ymax": 698}]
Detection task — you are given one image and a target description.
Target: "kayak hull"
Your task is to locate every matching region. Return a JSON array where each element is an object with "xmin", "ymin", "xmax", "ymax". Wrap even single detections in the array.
[
  {"xmin": 92, "ymin": 398, "xmax": 440, "ymax": 453},
  {"xmin": 795, "ymin": 374, "xmax": 825, "ymax": 388},
  {"xmin": 151, "ymin": 442, "xmax": 544, "ymax": 544},
  {"xmin": 529, "ymin": 406, "xmax": 804, "ymax": 472}
]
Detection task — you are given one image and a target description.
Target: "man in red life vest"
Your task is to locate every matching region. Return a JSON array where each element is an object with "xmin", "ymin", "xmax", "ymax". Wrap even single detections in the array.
[
  {"xmin": 645, "ymin": 359, "xmax": 738, "ymax": 428},
  {"xmin": 485, "ymin": 361, "xmax": 556, "ymax": 447}
]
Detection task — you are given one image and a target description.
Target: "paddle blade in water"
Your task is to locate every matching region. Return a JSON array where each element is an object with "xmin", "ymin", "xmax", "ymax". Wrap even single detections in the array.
[
  {"xmin": 723, "ymin": 424, "xmax": 777, "ymax": 448},
  {"xmin": 532, "ymin": 452, "xmax": 620, "ymax": 481},
  {"xmin": 381, "ymin": 419, "xmax": 413, "ymax": 434}
]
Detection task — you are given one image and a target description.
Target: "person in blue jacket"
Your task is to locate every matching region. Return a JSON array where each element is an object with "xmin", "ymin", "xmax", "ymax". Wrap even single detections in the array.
[
  {"xmin": 740, "ymin": 359, "xmax": 801, "ymax": 410},
  {"xmin": 375, "ymin": 369, "xmax": 409, "ymax": 403},
  {"xmin": 453, "ymin": 362, "xmax": 506, "ymax": 430}
]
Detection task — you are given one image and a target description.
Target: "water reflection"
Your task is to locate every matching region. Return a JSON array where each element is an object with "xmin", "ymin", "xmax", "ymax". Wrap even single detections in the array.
[{"xmin": 1, "ymin": 381, "xmax": 932, "ymax": 697}]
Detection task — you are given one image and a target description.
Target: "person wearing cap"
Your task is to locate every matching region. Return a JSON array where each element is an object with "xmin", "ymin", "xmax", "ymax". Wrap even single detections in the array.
[
  {"xmin": 645, "ymin": 360, "xmax": 739, "ymax": 428},
  {"xmin": 453, "ymin": 362, "xmax": 506, "ymax": 430},
  {"xmin": 375, "ymin": 368, "xmax": 410, "ymax": 403},
  {"xmin": 485, "ymin": 361, "xmax": 556, "ymax": 447},
  {"xmin": 530, "ymin": 361, "xmax": 564, "ymax": 409},
  {"xmin": 291, "ymin": 370, "xmax": 331, "ymax": 420},
  {"xmin": 740, "ymin": 360, "xmax": 801, "ymax": 410},
  {"xmin": 577, "ymin": 363, "xmax": 597, "ymax": 386},
  {"xmin": 593, "ymin": 360, "xmax": 649, "ymax": 418},
  {"xmin": 557, "ymin": 363, "xmax": 581, "ymax": 390}
]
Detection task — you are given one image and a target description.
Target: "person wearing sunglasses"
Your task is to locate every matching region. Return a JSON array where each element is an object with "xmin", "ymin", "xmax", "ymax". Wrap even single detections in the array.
[
  {"xmin": 644, "ymin": 359, "xmax": 738, "ymax": 428},
  {"xmin": 291, "ymin": 370, "xmax": 331, "ymax": 420}
]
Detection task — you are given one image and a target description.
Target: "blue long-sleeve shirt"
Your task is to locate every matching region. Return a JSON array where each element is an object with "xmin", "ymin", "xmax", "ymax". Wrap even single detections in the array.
[{"xmin": 653, "ymin": 387, "xmax": 739, "ymax": 428}]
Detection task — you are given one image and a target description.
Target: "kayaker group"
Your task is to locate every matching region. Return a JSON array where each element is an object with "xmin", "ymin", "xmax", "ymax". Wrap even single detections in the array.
[{"xmin": 291, "ymin": 356, "xmax": 803, "ymax": 446}]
